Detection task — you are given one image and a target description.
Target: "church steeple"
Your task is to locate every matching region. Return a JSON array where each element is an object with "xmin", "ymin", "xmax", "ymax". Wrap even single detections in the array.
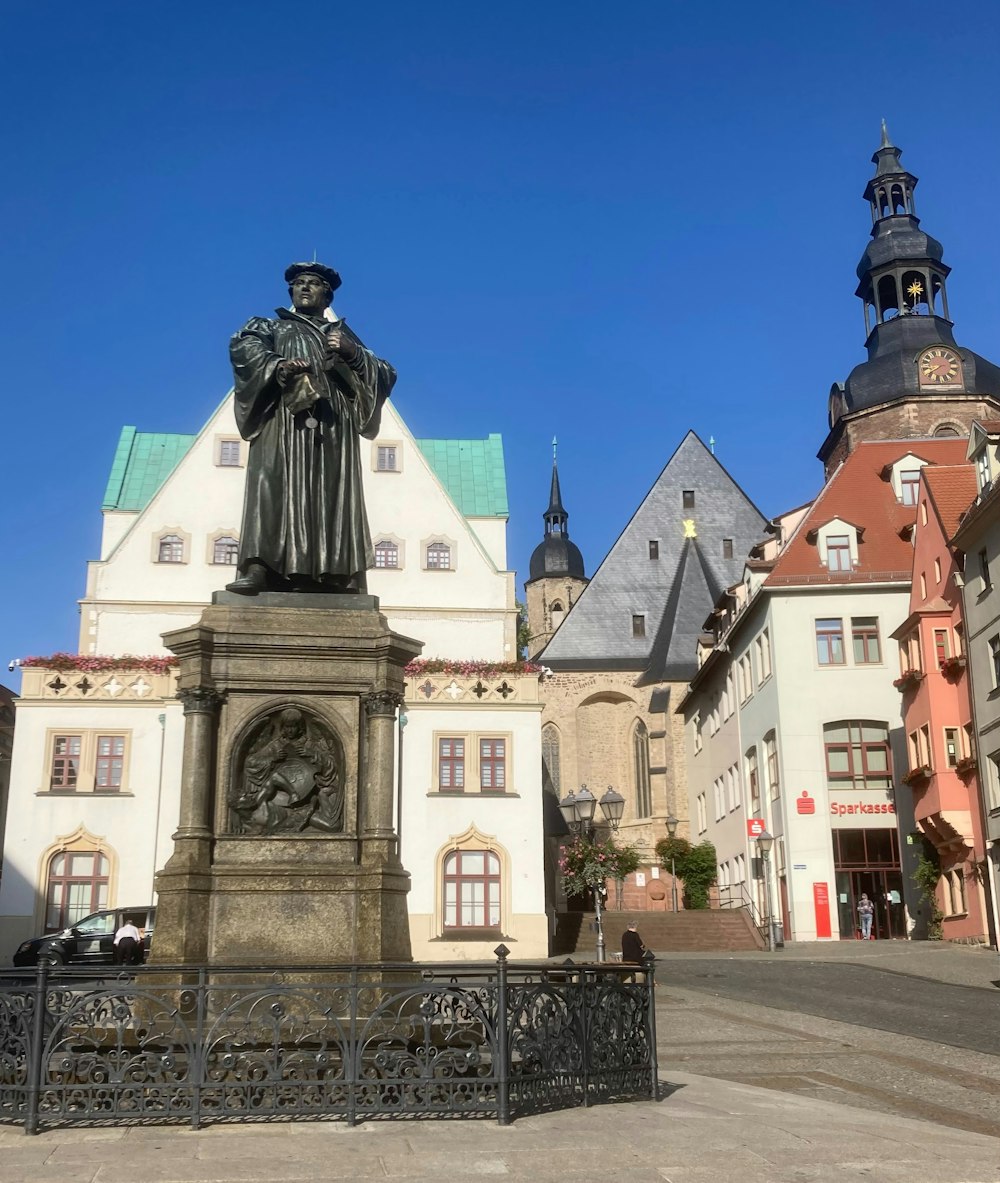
[
  {"xmin": 524, "ymin": 438, "xmax": 588, "ymax": 659},
  {"xmin": 821, "ymin": 124, "xmax": 1000, "ymax": 475},
  {"xmin": 856, "ymin": 122, "xmax": 950, "ymax": 335},
  {"xmin": 543, "ymin": 438, "xmax": 570, "ymax": 539}
]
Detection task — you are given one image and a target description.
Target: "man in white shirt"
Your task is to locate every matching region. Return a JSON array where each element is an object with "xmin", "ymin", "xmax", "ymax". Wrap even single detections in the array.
[{"xmin": 113, "ymin": 919, "xmax": 142, "ymax": 965}]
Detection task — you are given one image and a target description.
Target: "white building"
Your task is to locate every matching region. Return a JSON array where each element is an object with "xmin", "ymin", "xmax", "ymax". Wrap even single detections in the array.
[
  {"xmin": 0, "ymin": 395, "xmax": 546, "ymax": 962},
  {"xmin": 681, "ymin": 439, "xmax": 970, "ymax": 941}
]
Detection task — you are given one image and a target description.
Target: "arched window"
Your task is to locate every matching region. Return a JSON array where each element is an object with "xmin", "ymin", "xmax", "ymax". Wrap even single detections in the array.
[
  {"xmin": 374, "ymin": 540, "xmax": 399, "ymax": 568},
  {"xmin": 45, "ymin": 850, "xmax": 109, "ymax": 932},
  {"xmin": 877, "ymin": 275, "xmax": 899, "ymax": 321},
  {"xmin": 633, "ymin": 720, "xmax": 651, "ymax": 818},
  {"xmin": 426, "ymin": 542, "xmax": 451, "ymax": 570},
  {"xmin": 157, "ymin": 534, "xmax": 184, "ymax": 563},
  {"xmin": 541, "ymin": 724, "xmax": 561, "ymax": 794},
  {"xmin": 550, "ymin": 600, "xmax": 565, "ymax": 630},
  {"xmin": 443, "ymin": 850, "xmax": 501, "ymax": 930},
  {"xmin": 212, "ymin": 536, "xmax": 239, "ymax": 565}
]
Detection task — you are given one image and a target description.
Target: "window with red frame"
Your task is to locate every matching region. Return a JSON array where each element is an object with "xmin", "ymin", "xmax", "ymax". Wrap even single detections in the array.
[
  {"xmin": 44, "ymin": 851, "xmax": 109, "ymax": 931},
  {"xmin": 851, "ymin": 618, "xmax": 881, "ymax": 664},
  {"xmin": 438, "ymin": 738, "xmax": 465, "ymax": 790},
  {"xmin": 899, "ymin": 470, "xmax": 921, "ymax": 505},
  {"xmin": 826, "ymin": 535, "xmax": 852, "ymax": 571},
  {"xmin": 95, "ymin": 736, "xmax": 125, "ymax": 791},
  {"xmin": 480, "ymin": 738, "xmax": 506, "ymax": 791},
  {"xmin": 934, "ymin": 629, "xmax": 950, "ymax": 667},
  {"xmin": 823, "ymin": 721, "xmax": 892, "ymax": 790},
  {"xmin": 51, "ymin": 736, "xmax": 81, "ymax": 790},
  {"xmin": 443, "ymin": 850, "xmax": 500, "ymax": 929},
  {"xmin": 816, "ymin": 619, "xmax": 846, "ymax": 665},
  {"xmin": 745, "ymin": 747, "xmax": 759, "ymax": 810}
]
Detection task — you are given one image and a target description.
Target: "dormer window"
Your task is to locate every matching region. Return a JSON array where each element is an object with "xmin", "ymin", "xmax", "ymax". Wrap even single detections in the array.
[
  {"xmin": 883, "ymin": 454, "xmax": 928, "ymax": 504},
  {"xmin": 826, "ymin": 535, "xmax": 851, "ymax": 572},
  {"xmin": 977, "ymin": 449, "xmax": 992, "ymax": 494},
  {"xmin": 899, "ymin": 470, "xmax": 921, "ymax": 506},
  {"xmin": 811, "ymin": 518, "xmax": 861, "ymax": 572}
]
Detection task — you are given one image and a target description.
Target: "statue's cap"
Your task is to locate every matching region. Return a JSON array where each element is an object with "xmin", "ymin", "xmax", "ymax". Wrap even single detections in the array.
[{"xmin": 285, "ymin": 261, "xmax": 342, "ymax": 292}]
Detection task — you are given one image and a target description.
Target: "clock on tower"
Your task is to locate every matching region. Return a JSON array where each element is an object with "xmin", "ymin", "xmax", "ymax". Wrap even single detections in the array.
[{"xmin": 918, "ymin": 347, "xmax": 963, "ymax": 387}]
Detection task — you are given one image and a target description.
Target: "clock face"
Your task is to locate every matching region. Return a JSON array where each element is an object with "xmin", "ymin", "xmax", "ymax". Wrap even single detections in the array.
[{"xmin": 919, "ymin": 347, "xmax": 961, "ymax": 385}]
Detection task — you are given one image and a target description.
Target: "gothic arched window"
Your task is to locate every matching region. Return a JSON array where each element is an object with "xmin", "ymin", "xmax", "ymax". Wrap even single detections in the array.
[
  {"xmin": 633, "ymin": 720, "xmax": 651, "ymax": 818},
  {"xmin": 541, "ymin": 724, "xmax": 561, "ymax": 795}
]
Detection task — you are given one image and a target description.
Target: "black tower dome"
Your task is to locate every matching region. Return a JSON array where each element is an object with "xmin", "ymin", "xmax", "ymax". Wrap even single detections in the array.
[
  {"xmin": 831, "ymin": 122, "xmax": 1000, "ymax": 425},
  {"xmin": 528, "ymin": 445, "xmax": 585, "ymax": 581}
]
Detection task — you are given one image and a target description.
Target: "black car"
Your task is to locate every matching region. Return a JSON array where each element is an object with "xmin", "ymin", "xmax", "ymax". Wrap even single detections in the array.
[{"xmin": 12, "ymin": 905, "xmax": 156, "ymax": 967}]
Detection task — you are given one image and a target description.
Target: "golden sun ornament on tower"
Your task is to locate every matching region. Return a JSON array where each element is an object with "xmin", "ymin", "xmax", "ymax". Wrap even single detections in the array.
[{"xmin": 907, "ymin": 279, "xmax": 924, "ymax": 302}]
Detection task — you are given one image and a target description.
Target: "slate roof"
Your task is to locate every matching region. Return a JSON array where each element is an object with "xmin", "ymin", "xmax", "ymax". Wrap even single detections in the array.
[
  {"xmin": 414, "ymin": 435, "xmax": 508, "ymax": 518},
  {"xmin": 766, "ymin": 439, "xmax": 969, "ymax": 587},
  {"xmin": 538, "ymin": 432, "xmax": 767, "ymax": 683},
  {"xmin": 922, "ymin": 465, "xmax": 977, "ymax": 541},
  {"xmin": 102, "ymin": 428, "xmax": 197, "ymax": 511}
]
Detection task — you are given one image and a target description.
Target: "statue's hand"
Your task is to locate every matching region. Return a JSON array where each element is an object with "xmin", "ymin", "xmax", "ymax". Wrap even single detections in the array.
[
  {"xmin": 325, "ymin": 328, "xmax": 358, "ymax": 363},
  {"xmin": 276, "ymin": 358, "xmax": 311, "ymax": 386}
]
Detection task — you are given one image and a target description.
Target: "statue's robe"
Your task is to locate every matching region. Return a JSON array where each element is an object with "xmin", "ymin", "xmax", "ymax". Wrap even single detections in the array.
[{"xmin": 229, "ymin": 308, "xmax": 395, "ymax": 584}]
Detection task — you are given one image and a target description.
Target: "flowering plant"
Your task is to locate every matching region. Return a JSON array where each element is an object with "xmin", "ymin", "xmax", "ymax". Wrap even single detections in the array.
[
  {"xmin": 558, "ymin": 837, "xmax": 641, "ymax": 898},
  {"xmin": 19, "ymin": 653, "xmax": 178, "ymax": 675},
  {"xmin": 404, "ymin": 658, "xmax": 542, "ymax": 678}
]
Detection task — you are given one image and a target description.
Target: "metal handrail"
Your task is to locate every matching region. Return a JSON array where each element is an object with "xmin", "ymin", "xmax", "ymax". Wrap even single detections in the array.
[{"xmin": 715, "ymin": 884, "xmax": 767, "ymax": 940}]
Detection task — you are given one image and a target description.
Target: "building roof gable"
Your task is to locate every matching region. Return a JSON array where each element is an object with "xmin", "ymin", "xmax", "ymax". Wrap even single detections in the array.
[
  {"xmin": 539, "ymin": 431, "xmax": 766, "ymax": 681},
  {"xmin": 766, "ymin": 438, "xmax": 968, "ymax": 587}
]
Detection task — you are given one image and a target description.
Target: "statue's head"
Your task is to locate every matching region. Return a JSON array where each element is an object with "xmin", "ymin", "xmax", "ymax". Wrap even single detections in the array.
[
  {"xmin": 285, "ymin": 261, "xmax": 341, "ymax": 315},
  {"xmin": 278, "ymin": 707, "xmax": 306, "ymax": 738}
]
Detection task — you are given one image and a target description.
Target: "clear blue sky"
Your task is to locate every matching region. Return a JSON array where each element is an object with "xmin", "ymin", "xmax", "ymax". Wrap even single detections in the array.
[{"xmin": 3, "ymin": 1, "xmax": 1000, "ymax": 670}]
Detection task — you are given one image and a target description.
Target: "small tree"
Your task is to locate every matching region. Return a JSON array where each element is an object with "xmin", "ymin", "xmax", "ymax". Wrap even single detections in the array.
[
  {"xmin": 655, "ymin": 836, "xmax": 718, "ymax": 909},
  {"xmin": 516, "ymin": 600, "xmax": 531, "ymax": 659},
  {"xmin": 912, "ymin": 836, "xmax": 943, "ymax": 940},
  {"xmin": 559, "ymin": 836, "xmax": 641, "ymax": 899}
]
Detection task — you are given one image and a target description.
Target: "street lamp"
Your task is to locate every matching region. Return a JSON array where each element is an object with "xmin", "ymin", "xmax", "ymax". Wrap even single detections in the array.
[
  {"xmin": 756, "ymin": 829, "xmax": 776, "ymax": 953},
  {"xmin": 665, "ymin": 814, "xmax": 679, "ymax": 913},
  {"xmin": 559, "ymin": 784, "xmax": 624, "ymax": 962}
]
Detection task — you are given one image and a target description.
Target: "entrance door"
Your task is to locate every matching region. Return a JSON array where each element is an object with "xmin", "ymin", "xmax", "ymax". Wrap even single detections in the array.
[{"xmin": 840, "ymin": 871, "xmax": 907, "ymax": 939}]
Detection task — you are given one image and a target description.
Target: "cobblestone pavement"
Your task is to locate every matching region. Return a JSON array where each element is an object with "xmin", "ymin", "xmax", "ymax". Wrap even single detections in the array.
[
  {"xmin": 656, "ymin": 942, "xmax": 1000, "ymax": 1139},
  {"xmin": 2, "ymin": 943, "xmax": 998, "ymax": 1182}
]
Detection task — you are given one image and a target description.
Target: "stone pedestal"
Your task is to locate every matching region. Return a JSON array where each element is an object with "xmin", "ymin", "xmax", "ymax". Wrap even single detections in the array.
[{"xmin": 152, "ymin": 595, "xmax": 421, "ymax": 966}]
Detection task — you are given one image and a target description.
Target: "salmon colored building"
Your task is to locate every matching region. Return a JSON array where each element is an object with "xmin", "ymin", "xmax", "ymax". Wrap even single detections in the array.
[{"xmin": 892, "ymin": 463, "xmax": 990, "ymax": 940}]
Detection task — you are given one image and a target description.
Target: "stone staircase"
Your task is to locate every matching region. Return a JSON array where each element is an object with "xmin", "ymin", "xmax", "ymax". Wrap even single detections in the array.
[{"xmin": 554, "ymin": 908, "xmax": 765, "ymax": 956}]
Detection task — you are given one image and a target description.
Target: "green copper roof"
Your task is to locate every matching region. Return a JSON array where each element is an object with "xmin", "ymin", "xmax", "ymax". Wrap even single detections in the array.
[
  {"xmin": 415, "ymin": 434, "xmax": 508, "ymax": 518},
  {"xmin": 102, "ymin": 427, "xmax": 196, "ymax": 511},
  {"xmin": 101, "ymin": 424, "xmax": 508, "ymax": 519}
]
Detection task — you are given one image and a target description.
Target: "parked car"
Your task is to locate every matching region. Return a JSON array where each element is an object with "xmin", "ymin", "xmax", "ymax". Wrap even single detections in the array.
[{"xmin": 12, "ymin": 906, "xmax": 156, "ymax": 967}]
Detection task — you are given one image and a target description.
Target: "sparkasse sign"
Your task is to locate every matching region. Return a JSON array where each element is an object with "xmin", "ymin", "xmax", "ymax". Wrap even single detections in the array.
[{"xmin": 827, "ymin": 790, "xmax": 896, "ymax": 829}]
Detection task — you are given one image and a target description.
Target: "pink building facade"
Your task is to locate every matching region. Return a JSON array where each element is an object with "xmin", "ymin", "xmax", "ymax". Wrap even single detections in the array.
[{"xmin": 893, "ymin": 464, "xmax": 990, "ymax": 941}]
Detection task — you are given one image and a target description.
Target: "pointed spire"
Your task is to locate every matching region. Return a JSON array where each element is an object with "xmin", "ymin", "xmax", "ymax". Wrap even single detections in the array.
[
  {"xmin": 546, "ymin": 449, "xmax": 567, "ymax": 521},
  {"xmin": 880, "ymin": 118, "xmax": 892, "ymax": 148}
]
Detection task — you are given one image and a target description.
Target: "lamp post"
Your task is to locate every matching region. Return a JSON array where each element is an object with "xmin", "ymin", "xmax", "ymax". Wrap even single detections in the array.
[
  {"xmin": 756, "ymin": 829, "xmax": 776, "ymax": 952},
  {"xmin": 665, "ymin": 814, "xmax": 679, "ymax": 913},
  {"xmin": 559, "ymin": 784, "xmax": 625, "ymax": 962}
]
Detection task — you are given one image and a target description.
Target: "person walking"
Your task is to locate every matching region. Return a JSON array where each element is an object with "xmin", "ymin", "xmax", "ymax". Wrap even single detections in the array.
[
  {"xmin": 857, "ymin": 893, "xmax": 875, "ymax": 940},
  {"xmin": 621, "ymin": 922, "xmax": 647, "ymax": 964}
]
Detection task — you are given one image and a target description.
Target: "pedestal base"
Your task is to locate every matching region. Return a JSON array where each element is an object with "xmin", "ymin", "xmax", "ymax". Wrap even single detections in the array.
[{"xmin": 151, "ymin": 600, "xmax": 421, "ymax": 967}]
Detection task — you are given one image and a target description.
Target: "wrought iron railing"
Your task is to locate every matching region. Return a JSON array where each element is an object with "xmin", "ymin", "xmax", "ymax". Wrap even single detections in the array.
[{"xmin": 0, "ymin": 946, "xmax": 657, "ymax": 1133}]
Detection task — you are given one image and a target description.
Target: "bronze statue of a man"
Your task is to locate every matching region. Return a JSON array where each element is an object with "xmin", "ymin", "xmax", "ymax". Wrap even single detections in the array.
[{"xmin": 226, "ymin": 262, "xmax": 396, "ymax": 594}]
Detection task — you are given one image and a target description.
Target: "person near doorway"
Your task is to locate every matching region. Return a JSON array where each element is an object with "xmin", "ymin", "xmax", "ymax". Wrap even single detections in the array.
[{"xmin": 857, "ymin": 893, "xmax": 875, "ymax": 940}]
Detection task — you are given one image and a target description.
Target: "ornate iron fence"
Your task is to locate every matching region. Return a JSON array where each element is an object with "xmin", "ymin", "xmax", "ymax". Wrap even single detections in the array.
[{"xmin": 0, "ymin": 946, "xmax": 657, "ymax": 1133}]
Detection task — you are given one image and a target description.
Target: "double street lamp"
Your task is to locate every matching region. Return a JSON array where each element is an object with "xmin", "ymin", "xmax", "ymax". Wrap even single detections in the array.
[{"xmin": 559, "ymin": 784, "xmax": 626, "ymax": 963}]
